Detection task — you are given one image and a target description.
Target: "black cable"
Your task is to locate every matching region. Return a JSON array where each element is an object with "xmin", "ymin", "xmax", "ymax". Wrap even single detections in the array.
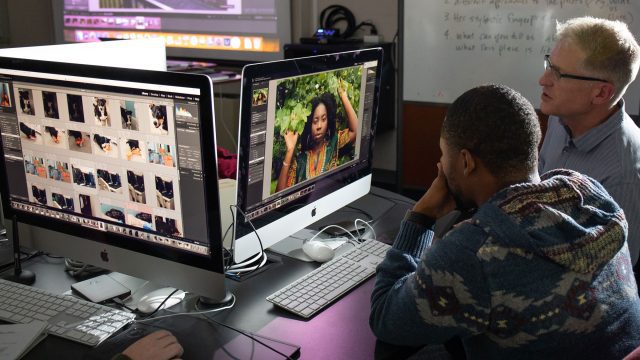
[
  {"xmin": 227, "ymin": 204, "xmax": 236, "ymax": 269},
  {"xmin": 224, "ymin": 205, "xmax": 268, "ymax": 278},
  {"xmin": 231, "ymin": 204, "xmax": 265, "ymax": 255},
  {"xmin": 16, "ymin": 248, "xmax": 42, "ymax": 259},
  {"xmin": 128, "ymin": 299, "xmax": 289, "ymax": 360},
  {"xmin": 109, "ymin": 297, "xmax": 139, "ymax": 314},
  {"xmin": 391, "ymin": 30, "xmax": 399, "ymax": 73},
  {"xmin": 200, "ymin": 313, "xmax": 294, "ymax": 360},
  {"xmin": 222, "ymin": 221, "xmax": 234, "ymax": 269},
  {"xmin": 222, "ymin": 222, "xmax": 233, "ymax": 246},
  {"xmin": 0, "ymin": 261, "xmax": 14, "ymax": 273},
  {"xmin": 0, "ymin": 250, "xmax": 43, "ymax": 272},
  {"xmin": 138, "ymin": 288, "xmax": 180, "ymax": 319},
  {"xmin": 223, "ymin": 247, "xmax": 233, "ymax": 269},
  {"xmin": 64, "ymin": 258, "xmax": 106, "ymax": 278},
  {"xmin": 219, "ymin": 341, "xmax": 252, "ymax": 360},
  {"xmin": 319, "ymin": 5, "xmax": 357, "ymax": 39},
  {"xmin": 353, "ymin": 21, "xmax": 378, "ymax": 36}
]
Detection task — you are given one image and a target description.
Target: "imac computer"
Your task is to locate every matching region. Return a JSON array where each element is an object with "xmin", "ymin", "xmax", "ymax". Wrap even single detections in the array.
[
  {"xmin": 51, "ymin": 0, "xmax": 292, "ymax": 64},
  {"xmin": 233, "ymin": 48, "xmax": 383, "ymax": 262},
  {"xmin": 0, "ymin": 56, "xmax": 229, "ymax": 303}
]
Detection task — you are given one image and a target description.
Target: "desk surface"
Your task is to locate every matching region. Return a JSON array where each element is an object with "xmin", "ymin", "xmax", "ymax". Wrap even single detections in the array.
[{"xmin": 4, "ymin": 187, "xmax": 416, "ymax": 360}]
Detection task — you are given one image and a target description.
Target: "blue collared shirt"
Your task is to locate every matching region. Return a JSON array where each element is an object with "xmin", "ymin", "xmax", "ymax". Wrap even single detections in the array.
[{"xmin": 539, "ymin": 100, "xmax": 640, "ymax": 265}]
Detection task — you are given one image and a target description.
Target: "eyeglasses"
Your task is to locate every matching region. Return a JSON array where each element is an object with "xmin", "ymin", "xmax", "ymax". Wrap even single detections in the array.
[{"xmin": 543, "ymin": 55, "xmax": 608, "ymax": 82}]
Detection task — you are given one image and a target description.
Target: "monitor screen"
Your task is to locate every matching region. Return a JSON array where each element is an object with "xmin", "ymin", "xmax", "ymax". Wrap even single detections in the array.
[
  {"xmin": 233, "ymin": 49, "xmax": 383, "ymax": 262},
  {"xmin": 52, "ymin": 0, "xmax": 292, "ymax": 64},
  {"xmin": 0, "ymin": 57, "xmax": 228, "ymax": 301}
]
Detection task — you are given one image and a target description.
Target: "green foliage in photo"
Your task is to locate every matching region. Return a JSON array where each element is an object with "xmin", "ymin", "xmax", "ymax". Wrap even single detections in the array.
[
  {"xmin": 271, "ymin": 66, "xmax": 362, "ymax": 183},
  {"xmin": 274, "ymin": 67, "xmax": 361, "ymax": 136}
]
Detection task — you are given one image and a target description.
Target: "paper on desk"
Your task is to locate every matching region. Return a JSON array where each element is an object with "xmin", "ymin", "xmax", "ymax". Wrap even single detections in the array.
[
  {"xmin": 0, "ymin": 321, "xmax": 47, "ymax": 359},
  {"xmin": 0, "ymin": 38, "xmax": 167, "ymax": 71}
]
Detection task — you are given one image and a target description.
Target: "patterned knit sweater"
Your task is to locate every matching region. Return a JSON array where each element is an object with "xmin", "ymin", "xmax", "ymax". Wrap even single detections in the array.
[{"xmin": 370, "ymin": 169, "xmax": 640, "ymax": 359}]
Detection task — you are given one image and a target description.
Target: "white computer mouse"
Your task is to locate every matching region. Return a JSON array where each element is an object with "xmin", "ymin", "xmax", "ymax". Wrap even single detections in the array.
[
  {"xmin": 136, "ymin": 287, "xmax": 186, "ymax": 314},
  {"xmin": 302, "ymin": 241, "xmax": 335, "ymax": 263}
]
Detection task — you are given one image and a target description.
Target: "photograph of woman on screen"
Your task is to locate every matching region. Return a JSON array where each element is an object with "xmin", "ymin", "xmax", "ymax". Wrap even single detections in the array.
[
  {"xmin": 275, "ymin": 77, "xmax": 358, "ymax": 193},
  {"xmin": 0, "ymin": 83, "xmax": 11, "ymax": 107}
]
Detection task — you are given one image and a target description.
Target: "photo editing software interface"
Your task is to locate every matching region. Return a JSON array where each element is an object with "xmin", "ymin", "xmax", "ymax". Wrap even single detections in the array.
[
  {"xmin": 236, "ymin": 57, "xmax": 380, "ymax": 237},
  {"xmin": 56, "ymin": 0, "xmax": 290, "ymax": 61},
  {"xmin": 0, "ymin": 68, "xmax": 214, "ymax": 257}
]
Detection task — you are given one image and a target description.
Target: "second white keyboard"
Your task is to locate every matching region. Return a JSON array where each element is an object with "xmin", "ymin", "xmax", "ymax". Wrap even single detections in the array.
[
  {"xmin": 0, "ymin": 278, "xmax": 135, "ymax": 346},
  {"xmin": 266, "ymin": 239, "xmax": 391, "ymax": 318}
]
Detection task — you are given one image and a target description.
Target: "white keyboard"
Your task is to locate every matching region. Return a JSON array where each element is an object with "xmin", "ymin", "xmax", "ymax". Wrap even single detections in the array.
[
  {"xmin": 0, "ymin": 279, "xmax": 135, "ymax": 346},
  {"xmin": 267, "ymin": 239, "xmax": 390, "ymax": 318}
]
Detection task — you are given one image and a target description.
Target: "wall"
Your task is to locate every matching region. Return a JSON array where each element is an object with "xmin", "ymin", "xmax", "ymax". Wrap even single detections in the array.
[
  {"xmin": 6, "ymin": 0, "xmax": 53, "ymax": 47},
  {"xmin": 0, "ymin": 0, "xmax": 9, "ymax": 47}
]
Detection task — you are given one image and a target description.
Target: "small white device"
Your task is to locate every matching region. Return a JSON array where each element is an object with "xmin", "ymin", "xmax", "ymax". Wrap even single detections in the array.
[
  {"xmin": 302, "ymin": 241, "xmax": 335, "ymax": 263},
  {"xmin": 71, "ymin": 274, "xmax": 131, "ymax": 303},
  {"xmin": 136, "ymin": 287, "xmax": 186, "ymax": 314}
]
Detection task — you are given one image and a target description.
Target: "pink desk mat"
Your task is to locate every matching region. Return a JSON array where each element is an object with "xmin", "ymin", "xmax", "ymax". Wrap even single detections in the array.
[{"xmin": 258, "ymin": 278, "xmax": 377, "ymax": 360}]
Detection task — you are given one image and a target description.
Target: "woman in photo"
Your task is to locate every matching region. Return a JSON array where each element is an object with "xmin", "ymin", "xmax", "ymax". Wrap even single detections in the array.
[
  {"xmin": 276, "ymin": 80, "xmax": 357, "ymax": 192},
  {"xmin": 0, "ymin": 86, "xmax": 10, "ymax": 107}
]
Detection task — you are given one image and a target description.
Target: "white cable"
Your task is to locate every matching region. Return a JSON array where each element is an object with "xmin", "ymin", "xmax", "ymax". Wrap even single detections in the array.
[
  {"xmin": 307, "ymin": 224, "xmax": 359, "ymax": 244},
  {"xmin": 232, "ymin": 205, "xmax": 264, "ymax": 252},
  {"xmin": 225, "ymin": 253, "xmax": 268, "ymax": 275},
  {"xmin": 227, "ymin": 250, "xmax": 265, "ymax": 270},
  {"xmin": 225, "ymin": 205, "xmax": 268, "ymax": 274},
  {"xmin": 354, "ymin": 218, "xmax": 376, "ymax": 240},
  {"xmin": 226, "ymin": 251, "xmax": 267, "ymax": 272}
]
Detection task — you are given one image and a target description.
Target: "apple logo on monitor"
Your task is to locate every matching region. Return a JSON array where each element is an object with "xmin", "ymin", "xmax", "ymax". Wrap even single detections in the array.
[
  {"xmin": 100, "ymin": 249, "xmax": 109, "ymax": 262},
  {"xmin": 311, "ymin": 207, "xmax": 317, "ymax": 217}
]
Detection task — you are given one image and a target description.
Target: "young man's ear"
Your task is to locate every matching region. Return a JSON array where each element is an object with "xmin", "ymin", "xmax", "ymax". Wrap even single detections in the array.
[{"xmin": 459, "ymin": 149, "xmax": 476, "ymax": 176}]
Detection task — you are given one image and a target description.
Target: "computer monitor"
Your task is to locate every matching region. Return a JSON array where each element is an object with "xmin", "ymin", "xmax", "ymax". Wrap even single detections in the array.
[
  {"xmin": 233, "ymin": 48, "xmax": 383, "ymax": 262},
  {"xmin": 0, "ymin": 56, "xmax": 229, "ymax": 303},
  {"xmin": 51, "ymin": 0, "xmax": 292, "ymax": 64}
]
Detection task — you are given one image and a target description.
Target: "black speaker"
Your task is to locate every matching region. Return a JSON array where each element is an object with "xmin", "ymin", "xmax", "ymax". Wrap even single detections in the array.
[{"xmin": 284, "ymin": 42, "xmax": 395, "ymax": 133}]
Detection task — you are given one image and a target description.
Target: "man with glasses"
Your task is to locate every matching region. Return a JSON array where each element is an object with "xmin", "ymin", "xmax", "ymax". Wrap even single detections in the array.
[{"xmin": 538, "ymin": 17, "xmax": 640, "ymax": 268}]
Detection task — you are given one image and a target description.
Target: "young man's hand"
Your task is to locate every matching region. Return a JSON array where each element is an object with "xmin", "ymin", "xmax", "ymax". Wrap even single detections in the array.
[
  {"xmin": 121, "ymin": 330, "xmax": 183, "ymax": 360},
  {"xmin": 413, "ymin": 162, "xmax": 456, "ymax": 219}
]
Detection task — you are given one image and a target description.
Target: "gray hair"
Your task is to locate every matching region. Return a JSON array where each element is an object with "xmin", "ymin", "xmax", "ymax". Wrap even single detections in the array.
[{"xmin": 557, "ymin": 16, "xmax": 640, "ymax": 103}]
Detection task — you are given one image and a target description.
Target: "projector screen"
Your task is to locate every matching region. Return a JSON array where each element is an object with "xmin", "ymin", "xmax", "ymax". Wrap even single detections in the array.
[{"xmin": 52, "ymin": 0, "xmax": 291, "ymax": 64}]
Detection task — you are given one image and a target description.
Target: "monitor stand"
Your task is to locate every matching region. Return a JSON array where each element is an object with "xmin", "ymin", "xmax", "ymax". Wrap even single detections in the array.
[
  {"xmin": 108, "ymin": 273, "xmax": 233, "ymax": 311},
  {"xmin": 268, "ymin": 190, "xmax": 397, "ymax": 262}
]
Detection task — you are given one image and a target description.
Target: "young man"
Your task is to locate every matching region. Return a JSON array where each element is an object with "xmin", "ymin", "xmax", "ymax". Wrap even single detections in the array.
[
  {"xmin": 370, "ymin": 84, "xmax": 640, "ymax": 359},
  {"xmin": 538, "ymin": 17, "xmax": 640, "ymax": 266}
]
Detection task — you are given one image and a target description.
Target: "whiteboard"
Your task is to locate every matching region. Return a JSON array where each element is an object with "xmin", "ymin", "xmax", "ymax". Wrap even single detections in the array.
[{"xmin": 402, "ymin": 0, "xmax": 640, "ymax": 115}]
